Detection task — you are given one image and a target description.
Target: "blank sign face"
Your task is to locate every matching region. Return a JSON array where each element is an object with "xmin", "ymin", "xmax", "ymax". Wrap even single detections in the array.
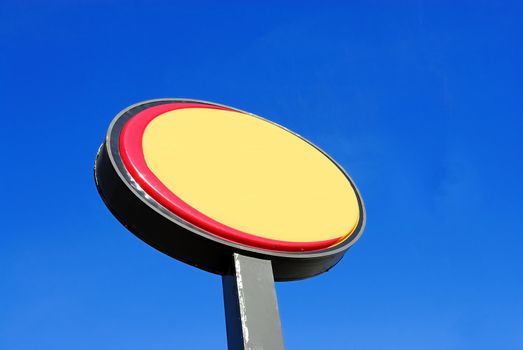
[{"xmin": 119, "ymin": 102, "xmax": 360, "ymax": 252}]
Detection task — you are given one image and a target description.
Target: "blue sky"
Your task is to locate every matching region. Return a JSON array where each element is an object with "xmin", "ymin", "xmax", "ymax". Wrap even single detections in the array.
[{"xmin": 1, "ymin": 1, "xmax": 522, "ymax": 349}]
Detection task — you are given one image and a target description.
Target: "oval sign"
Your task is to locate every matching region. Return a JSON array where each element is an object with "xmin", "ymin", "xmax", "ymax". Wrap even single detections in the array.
[{"xmin": 95, "ymin": 99, "xmax": 365, "ymax": 280}]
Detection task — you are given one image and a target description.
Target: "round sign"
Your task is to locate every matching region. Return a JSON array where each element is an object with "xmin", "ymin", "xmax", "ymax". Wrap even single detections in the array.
[{"xmin": 95, "ymin": 99, "xmax": 365, "ymax": 280}]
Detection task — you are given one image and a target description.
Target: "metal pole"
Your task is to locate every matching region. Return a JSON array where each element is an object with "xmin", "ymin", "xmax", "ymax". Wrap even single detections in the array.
[{"xmin": 222, "ymin": 253, "xmax": 285, "ymax": 350}]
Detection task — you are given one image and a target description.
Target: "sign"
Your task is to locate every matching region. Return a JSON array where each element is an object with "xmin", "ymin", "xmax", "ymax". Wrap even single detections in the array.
[{"xmin": 94, "ymin": 99, "xmax": 365, "ymax": 348}]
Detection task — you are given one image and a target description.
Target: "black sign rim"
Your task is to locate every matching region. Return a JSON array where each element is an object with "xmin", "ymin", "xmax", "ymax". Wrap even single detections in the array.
[{"xmin": 94, "ymin": 98, "xmax": 366, "ymax": 281}]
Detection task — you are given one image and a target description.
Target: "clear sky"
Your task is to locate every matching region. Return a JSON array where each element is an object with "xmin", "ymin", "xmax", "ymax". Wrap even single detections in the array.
[{"xmin": 1, "ymin": 1, "xmax": 522, "ymax": 349}]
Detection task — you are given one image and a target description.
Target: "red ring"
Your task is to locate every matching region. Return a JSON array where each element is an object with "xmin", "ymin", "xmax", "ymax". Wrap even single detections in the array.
[{"xmin": 119, "ymin": 103, "xmax": 342, "ymax": 252}]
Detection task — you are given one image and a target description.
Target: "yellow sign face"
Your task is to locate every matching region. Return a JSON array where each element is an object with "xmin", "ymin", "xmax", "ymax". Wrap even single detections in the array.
[{"xmin": 141, "ymin": 107, "xmax": 360, "ymax": 248}]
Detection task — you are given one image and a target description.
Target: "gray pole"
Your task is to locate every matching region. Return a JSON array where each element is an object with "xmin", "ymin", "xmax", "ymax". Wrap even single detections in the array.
[{"xmin": 222, "ymin": 253, "xmax": 285, "ymax": 350}]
